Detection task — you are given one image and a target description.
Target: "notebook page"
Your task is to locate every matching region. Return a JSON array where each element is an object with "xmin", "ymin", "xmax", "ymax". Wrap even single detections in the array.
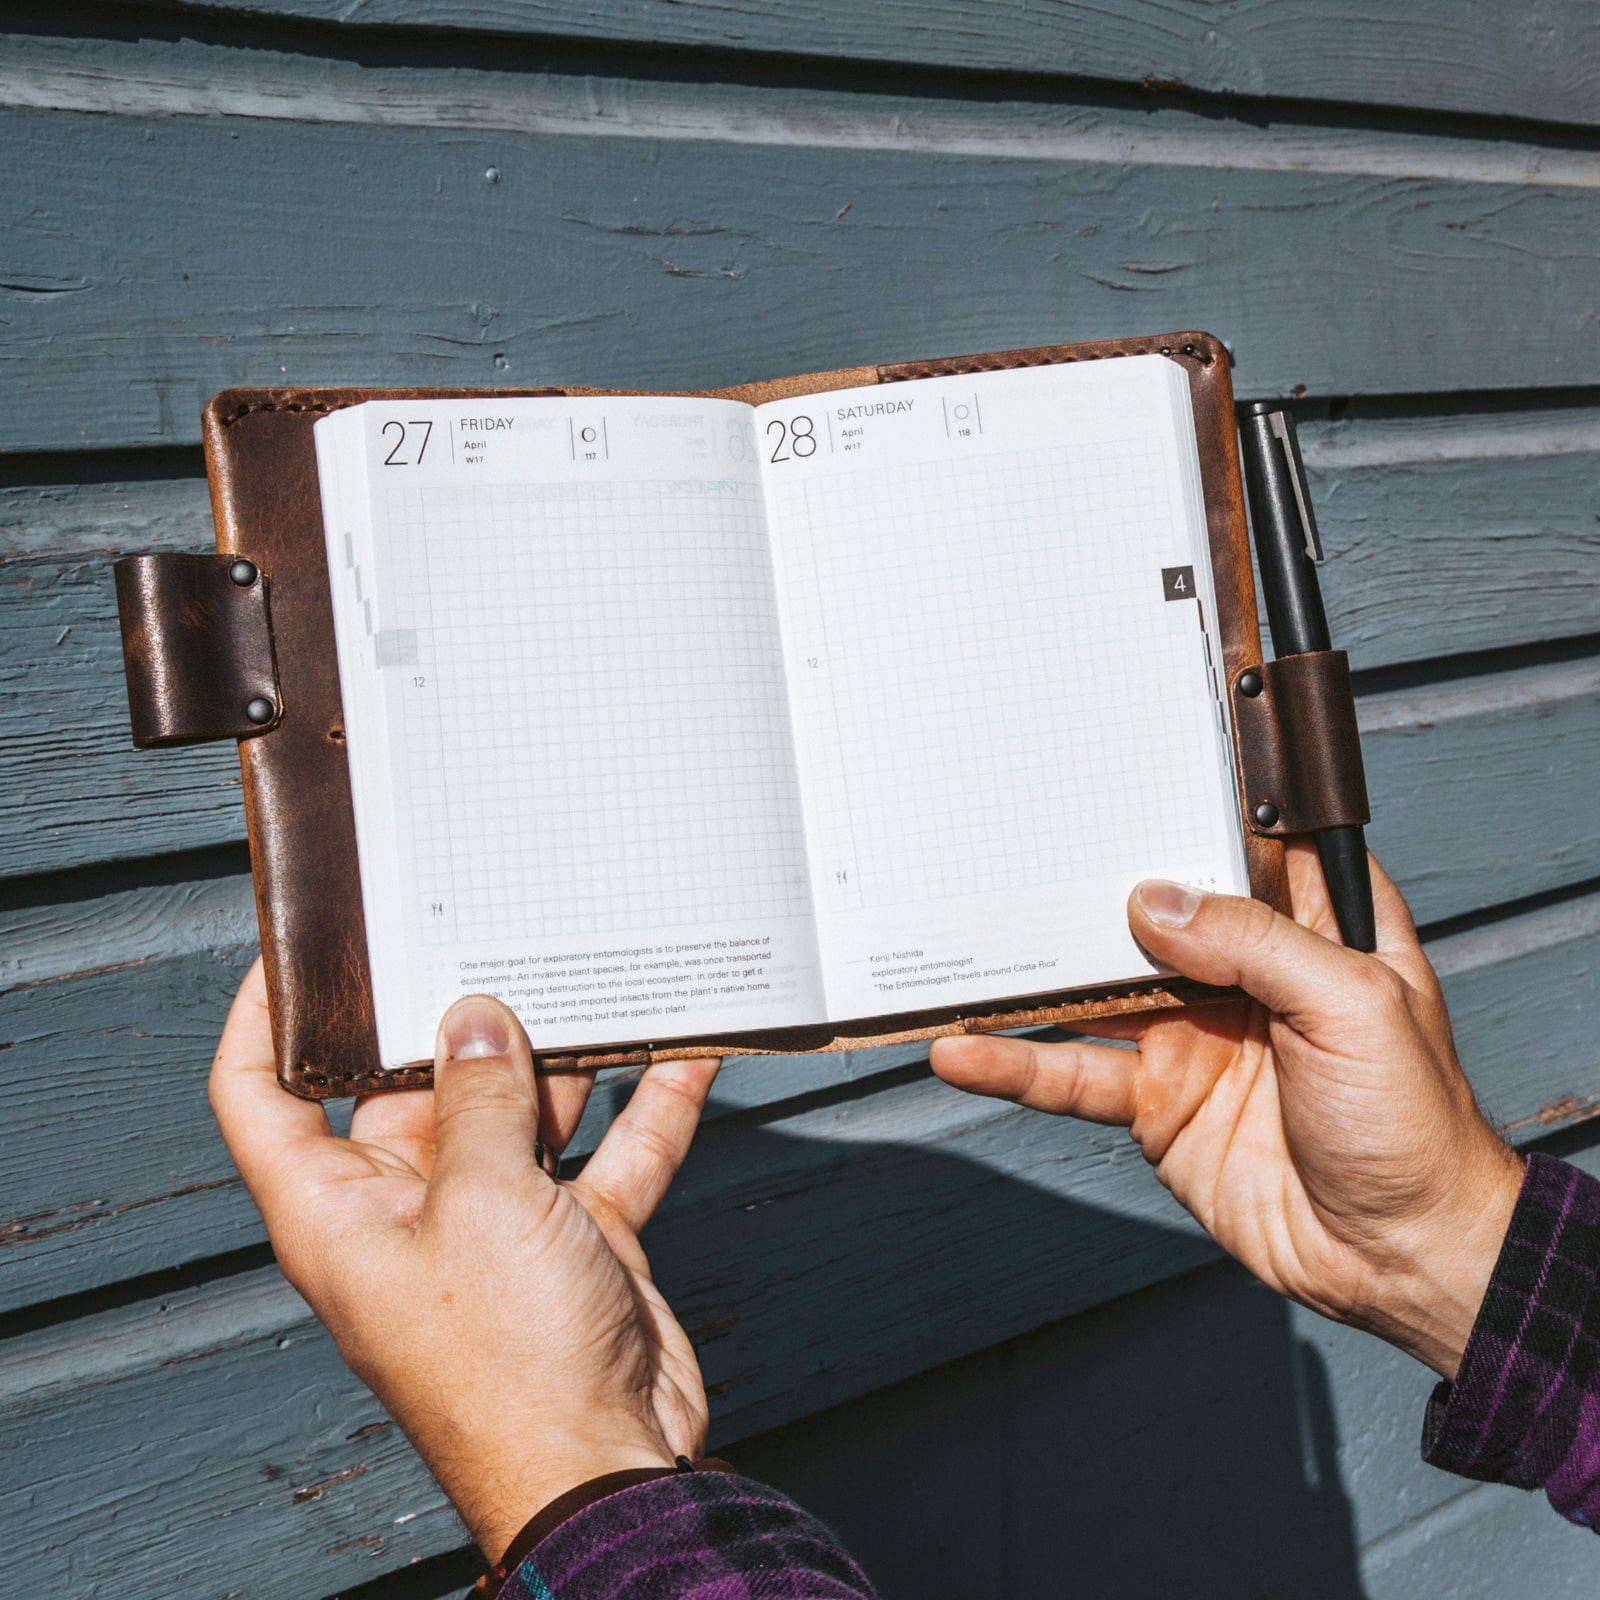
[
  {"xmin": 315, "ymin": 396, "xmax": 824, "ymax": 1066},
  {"xmin": 757, "ymin": 356, "xmax": 1248, "ymax": 1021}
]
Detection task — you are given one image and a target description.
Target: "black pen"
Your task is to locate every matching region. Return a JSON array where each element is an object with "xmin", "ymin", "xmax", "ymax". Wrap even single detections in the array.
[{"xmin": 1237, "ymin": 401, "xmax": 1377, "ymax": 953}]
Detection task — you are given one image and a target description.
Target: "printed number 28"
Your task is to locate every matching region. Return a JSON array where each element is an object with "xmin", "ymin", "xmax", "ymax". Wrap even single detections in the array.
[{"xmin": 766, "ymin": 415, "xmax": 817, "ymax": 463}]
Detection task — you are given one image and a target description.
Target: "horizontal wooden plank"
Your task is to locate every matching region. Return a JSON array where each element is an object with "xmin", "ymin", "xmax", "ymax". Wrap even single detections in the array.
[
  {"xmin": 1292, "ymin": 1275, "xmax": 1538, "ymax": 1555},
  {"xmin": 5, "ymin": 624, "xmax": 1593, "ymax": 920},
  {"xmin": 0, "ymin": 475, "xmax": 208, "ymax": 874},
  {"xmin": 4, "ymin": 416, "xmax": 1598, "ymax": 879},
  {"xmin": 1298, "ymin": 409, "xmax": 1600, "ymax": 670},
  {"xmin": 0, "ymin": 476, "xmax": 210, "ymax": 559},
  {"xmin": 1431, "ymin": 894, "xmax": 1600, "ymax": 1136},
  {"xmin": 0, "ymin": 1088, "xmax": 1216, "ymax": 1599},
  {"xmin": 3, "ymin": 883, "xmax": 1587, "ymax": 1369},
  {"xmin": 0, "ymin": 879, "xmax": 263, "ymax": 1308},
  {"xmin": 0, "ymin": 1267, "xmax": 467, "ymax": 1598},
  {"xmin": 80, "ymin": 0, "xmax": 1600, "ymax": 129},
  {"xmin": 1362, "ymin": 1474, "xmax": 1596, "ymax": 1597},
  {"xmin": 655, "ymin": 891, "xmax": 1592, "ymax": 1410},
  {"xmin": 2, "ymin": 73, "xmax": 1599, "ymax": 453},
  {"xmin": 2, "ymin": 877, "xmax": 1595, "ymax": 1597},
  {"xmin": 1359, "ymin": 657, "xmax": 1600, "ymax": 925},
  {"xmin": 734, "ymin": 1158, "xmax": 1600, "ymax": 1600},
  {"xmin": 1, "ymin": 669, "xmax": 1595, "ymax": 1308},
  {"xmin": 14, "ymin": 28, "xmax": 1594, "ymax": 194},
  {"xmin": 0, "ymin": 476, "xmax": 239, "ymax": 878},
  {"xmin": 330, "ymin": 1129, "xmax": 1600, "ymax": 1600},
  {"xmin": 0, "ymin": 872, "xmax": 925, "ymax": 1313}
]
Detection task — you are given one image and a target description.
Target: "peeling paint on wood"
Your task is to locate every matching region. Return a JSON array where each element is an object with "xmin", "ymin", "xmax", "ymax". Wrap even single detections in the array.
[
  {"xmin": 3, "ymin": 439, "xmax": 1597, "ymax": 879},
  {"xmin": 2, "ymin": 877, "xmax": 1594, "ymax": 1313},
  {"xmin": 2, "ymin": 7, "xmax": 1597, "ymax": 1596},
  {"xmin": 2, "ymin": 962, "xmax": 1598, "ymax": 1598},
  {"xmin": 3, "ymin": 98, "xmax": 1600, "ymax": 453},
  {"xmin": 73, "ymin": 0, "xmax": 1600, "ymax": 129},
  {"xmin": 0, "ymin": 872, "xmax": 925, "ymax": 1310},
  {"xmin": 8, "ymin": 34, "xmax": 1600, "ymax": 193},
  {"xmin": 1357, "ymin": 660, "xmax": 1600, "ymax": 922}
]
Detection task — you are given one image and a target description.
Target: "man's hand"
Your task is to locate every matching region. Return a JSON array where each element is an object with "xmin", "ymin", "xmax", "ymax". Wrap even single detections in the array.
[
  {"xmin": 931, "ymin": 843, "xmax": 1525, "ymax": 1380},
  {"xmin": 210, "ymin": 964, "xmax": 718, "ymax": 1561}
]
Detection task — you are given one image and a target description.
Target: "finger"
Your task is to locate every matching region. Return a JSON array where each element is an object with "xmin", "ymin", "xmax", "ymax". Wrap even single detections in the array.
[
  {"xmin": 1362, "ymin": 851, "xmax": 1443, "ymax": 999},
  {"xmin": 349, "ymin": 1065, "xmax": 595, "ymax": 1164},
  {"xmin": 573, "ymin": 1056, "xmax": 720, "ymax": 1234},
  {"xmin": 1128, "ymin": 879, "xmax": 1374, "ymax": 1030},
  {"xmin": 1284, "ymin": 836, "xmax": 1342, "ymax": 941},
  {"xmin": 930, "ymin": 1033, "xmax": 1137, "ymax": 1125},
  {"xmin": 1368, "ymin": 852, "xmax": 1423, "ymax": 957},
  {"xmin": 1069, "ymin": 1013, "xmax": 1154, "ymax": 1042},
  {"xmin": 1068, "ymin": 994, "xmax": 1252, "ymax": 1044},
  {"xmin": 208, "ymin": 959, "xmax": 335, "ymax": 1222},
  {"xmin": 350, "ymin": 1086, "xmax": 438, "ymax": 1164},
  {"xmin": 535, "ymin": 1065, "xmax": 598, "ymax": 1158},
  {"xmin": 429, "ymin": 994, "xmax": 541, "ymax": 1190}
]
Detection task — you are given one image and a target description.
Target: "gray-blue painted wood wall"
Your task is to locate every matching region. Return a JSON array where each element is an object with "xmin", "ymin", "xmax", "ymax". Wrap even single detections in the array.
[{"xmin": 2, "ymin": 4, "xmax": 1598, "ymax": 1595}]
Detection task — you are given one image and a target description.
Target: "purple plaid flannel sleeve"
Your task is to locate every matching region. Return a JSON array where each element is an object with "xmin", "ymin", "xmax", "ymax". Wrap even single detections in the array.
[
  {"xmin": 497, "ymin": 1470, "xmax": 878, "ymax": 1599},
  {"xmin": 1422, "ymin": 1151, "xmax": 1600, "ymax": 1527}
]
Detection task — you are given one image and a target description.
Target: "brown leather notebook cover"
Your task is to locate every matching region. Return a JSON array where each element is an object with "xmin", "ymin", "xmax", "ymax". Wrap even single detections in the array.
[{"xmin": 119, "ymin": 331, "xmax": 1362, "ymax": 1099}]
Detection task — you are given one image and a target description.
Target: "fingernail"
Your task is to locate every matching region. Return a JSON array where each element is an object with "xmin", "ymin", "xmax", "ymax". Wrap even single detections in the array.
[
  {"xmin": 440, "ymin": 996, "xmax": 513, "ymax": 1061},
  {"xmin": 1135, "ymin": 880, "xmax": 1203, "ymax": 928}
]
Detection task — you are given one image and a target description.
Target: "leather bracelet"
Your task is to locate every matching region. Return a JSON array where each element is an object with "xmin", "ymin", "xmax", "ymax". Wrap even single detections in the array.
[{"xmin": 475, "ymin": 1456, "xmax": 735, "ymax": 1597}]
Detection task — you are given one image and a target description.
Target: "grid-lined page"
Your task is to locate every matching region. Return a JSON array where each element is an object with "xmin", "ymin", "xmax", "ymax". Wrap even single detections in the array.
[
  {"xmin": 316, "ymin": 397, "xmax": 823, "ymax": 1066},
  {"xmin": 758, "ymin": 357, "xmax": 1247, "ymax": 1020}
]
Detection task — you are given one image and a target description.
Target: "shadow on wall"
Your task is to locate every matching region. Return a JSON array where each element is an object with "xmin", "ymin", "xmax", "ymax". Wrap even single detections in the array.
[
  {"xmin": 658, "ymin": 1084, "xmax": 1369, "ymax": 1600},
  {"xmin": 333, "ymin": 1068, "xmax": 1370, "ymax": 1600}
]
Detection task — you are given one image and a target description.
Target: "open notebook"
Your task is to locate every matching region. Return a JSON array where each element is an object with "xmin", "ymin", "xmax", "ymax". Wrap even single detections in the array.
[{"xmin": 314, "ymin": 355, "xmax": 1249, "ymax": 1068}]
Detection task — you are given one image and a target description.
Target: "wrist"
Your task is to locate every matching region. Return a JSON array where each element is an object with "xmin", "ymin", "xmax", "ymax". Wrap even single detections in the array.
[
  {"xmin": 441, "ymin": 1425, "xmax": 681, "ymax": 1562},
  {"xmin": 1360, "ymin": 1140, "xmax": 1525, "ymax": 1380}
]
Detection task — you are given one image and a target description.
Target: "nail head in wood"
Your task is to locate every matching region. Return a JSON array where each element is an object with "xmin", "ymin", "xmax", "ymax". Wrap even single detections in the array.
[
  {"xmin": 245, "ymin": 696, "xmax": 275, "ymax": 725},
  {"xmin": 229, "ymin": 559, "xmax": 259, "ymax": 587}
]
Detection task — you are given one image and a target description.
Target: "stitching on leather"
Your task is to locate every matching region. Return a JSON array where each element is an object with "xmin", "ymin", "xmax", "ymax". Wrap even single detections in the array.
[
  {"xmin": 295, "ymin": 1063, "xmax": 432, "ymax": 1091},
  {"xmin": 219, "ymin": 399, "xmax": 337, "ymax": 428},
  {"xmin": 879, "ymin": 342, "xmax": 1213, "ymax": 384}
]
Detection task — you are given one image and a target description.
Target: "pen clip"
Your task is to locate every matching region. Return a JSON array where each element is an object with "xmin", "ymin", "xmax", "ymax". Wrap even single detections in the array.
[{"xmin": 1266, "ymin": 410, "xmax": 1323, "ymax": 562}]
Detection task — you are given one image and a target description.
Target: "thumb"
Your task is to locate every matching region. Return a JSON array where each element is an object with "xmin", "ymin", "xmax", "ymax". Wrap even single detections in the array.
[
  {"xmin": 1129, "ymin": 879, "xmax": 1376, "ymax": 1031},
  {"xmin": 430, "ymin": 994, "xmax": 541, "ymax": 1187}
]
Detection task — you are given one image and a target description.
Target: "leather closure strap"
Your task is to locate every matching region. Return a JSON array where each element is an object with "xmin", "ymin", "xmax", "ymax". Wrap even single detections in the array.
[
  {"xmin": 114, "ymin": 552, "xmax": 281, "ymax": 747},
  {"xmin": 1232, "ymin": 651, "xmax": 1369, "ymax": 836}
]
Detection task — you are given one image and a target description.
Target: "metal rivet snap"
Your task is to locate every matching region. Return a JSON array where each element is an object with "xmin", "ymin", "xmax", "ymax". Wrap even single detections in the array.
[
  {"xmin": 1238, "ymin": 670, "xmax": 1263, "ymax": 697},
  {"xmin": 1254, "ymin": 801, "xmax": 1280, "ymax": 827},
  {"xmin": 229, "ymin": 559, "xmax": 258, "ymax": 587},
  {"xmin": 245, "ymin": 696, "xmax": 275, "ymax": 725}
]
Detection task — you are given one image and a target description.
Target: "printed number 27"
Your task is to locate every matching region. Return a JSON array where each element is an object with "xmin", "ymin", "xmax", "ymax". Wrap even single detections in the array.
[{"xmin": 382, "ymin": 420, "xmax": 434, "ymax": 466}]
